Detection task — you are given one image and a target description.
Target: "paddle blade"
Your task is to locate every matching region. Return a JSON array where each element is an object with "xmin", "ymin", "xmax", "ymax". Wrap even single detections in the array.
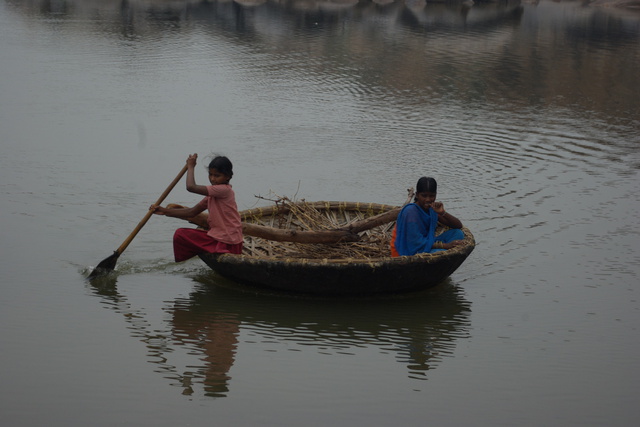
[{"xmin": 87, "ymin": 251, "xmax": 120, "ymax": 280}]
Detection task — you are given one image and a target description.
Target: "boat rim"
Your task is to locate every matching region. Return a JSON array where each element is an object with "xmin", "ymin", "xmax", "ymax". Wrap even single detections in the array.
[{"xmin": 208, "ymin": 199, "xmax": 476, "ymax": 265}]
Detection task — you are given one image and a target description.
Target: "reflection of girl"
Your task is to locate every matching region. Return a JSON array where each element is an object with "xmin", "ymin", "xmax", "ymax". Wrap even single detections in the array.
[
  {"xmin": 171, "ymin": 306, "xmax": 240, "ymax": 397},
  {"xmin": 391, "ymin": 177, "xmax": 465, "ymax": 257},
  {"xmin": 150, "ymin": 154, "xmax": 243, "ymax": 262}
]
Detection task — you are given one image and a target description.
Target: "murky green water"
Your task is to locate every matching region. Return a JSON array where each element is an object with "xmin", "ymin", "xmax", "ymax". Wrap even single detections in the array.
[{"xmin": 1, "ymin": 0, "xmax": 639, "ymax": 425}]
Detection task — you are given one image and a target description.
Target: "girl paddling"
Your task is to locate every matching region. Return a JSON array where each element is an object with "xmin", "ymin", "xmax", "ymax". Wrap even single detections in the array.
[{"xmin": 150, "ymin": 154, "xmax": 243, "ymax": 262}]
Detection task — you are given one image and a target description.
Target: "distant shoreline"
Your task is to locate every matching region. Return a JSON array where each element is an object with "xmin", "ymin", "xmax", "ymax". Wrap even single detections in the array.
[{"xmin": 588, "ymin": 0, "xmax": 640, "ymax": 8}]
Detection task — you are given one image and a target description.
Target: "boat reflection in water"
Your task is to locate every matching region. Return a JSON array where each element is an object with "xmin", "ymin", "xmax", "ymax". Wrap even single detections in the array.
[{"xmin": 90, "ymin": 273, "xmax": 472, "ymax": 397}]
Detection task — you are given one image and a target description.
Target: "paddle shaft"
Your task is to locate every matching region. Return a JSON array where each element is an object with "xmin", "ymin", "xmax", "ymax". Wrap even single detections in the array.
[{"xmin": 114, "ymin": 164, "xmax": 188, "ymax": 255}]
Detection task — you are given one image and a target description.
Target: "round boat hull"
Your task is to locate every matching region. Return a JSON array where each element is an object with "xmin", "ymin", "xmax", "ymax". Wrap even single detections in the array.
[
  {"xmin": 197, "ymin": 200, "xmax": 475, "ymax": 295},
  {"xmin": 199, "ymin": 242, "xmax": 474, "ymax": 295}
]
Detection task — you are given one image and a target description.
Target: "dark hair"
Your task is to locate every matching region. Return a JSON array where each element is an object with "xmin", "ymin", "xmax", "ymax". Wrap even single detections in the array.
[
  {"xmin": 207, "ymin": 155, "xmax": 233, "ymax": 179},
  {"xmin": 416, "ymin": 176, "xmax": 437, "ymax": 193}
]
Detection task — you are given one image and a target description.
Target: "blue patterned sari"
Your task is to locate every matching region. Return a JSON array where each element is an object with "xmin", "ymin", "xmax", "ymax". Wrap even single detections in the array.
[{"xmin": 394, "ymin": 203, "xmax": 464, "ymax": 256}]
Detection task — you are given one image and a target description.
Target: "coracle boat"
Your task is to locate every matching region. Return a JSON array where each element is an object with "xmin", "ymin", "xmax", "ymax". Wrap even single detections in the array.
[{"xmin": 177, "ymin": 199, "xmax": 475, "ymax": 296}]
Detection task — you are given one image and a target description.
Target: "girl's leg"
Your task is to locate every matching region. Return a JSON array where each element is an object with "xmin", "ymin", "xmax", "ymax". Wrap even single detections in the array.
[
  {"xmin": 430, "ymin": 228, "xmax": 465, "ymax": 253},
  {"xmin": 173, "ymin": 228, "xmax": 211, "ymax": 262},
  {"xmin": 173, "ymin": 228, "xmax": 243, "ymax": 262},
  {"xmin": 435, "ymin": 228, "xmax": 465, "ymax": 244}
]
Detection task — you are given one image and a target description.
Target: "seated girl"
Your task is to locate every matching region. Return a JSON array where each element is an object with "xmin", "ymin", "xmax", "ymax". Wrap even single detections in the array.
[{"xmin": 391, "ymin": 177, "xmax": 465, "ymax": 257}]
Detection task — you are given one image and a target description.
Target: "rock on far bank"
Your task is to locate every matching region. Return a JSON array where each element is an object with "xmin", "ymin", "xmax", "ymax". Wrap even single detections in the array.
[{"xmin": 589, "ymin": 0, "xmax": 640, "ymax": 8}]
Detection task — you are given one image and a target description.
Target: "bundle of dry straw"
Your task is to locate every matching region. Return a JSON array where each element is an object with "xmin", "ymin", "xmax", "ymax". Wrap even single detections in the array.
[{"xmin": 247, "ymin": 197, "xmax": 395, "ymax": 260}]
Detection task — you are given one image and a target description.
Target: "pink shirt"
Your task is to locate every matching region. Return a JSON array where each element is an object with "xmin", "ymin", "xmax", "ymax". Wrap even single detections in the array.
[{"xmin": 195, "ymin": 184, "xmax": 243, "ymax": 245}]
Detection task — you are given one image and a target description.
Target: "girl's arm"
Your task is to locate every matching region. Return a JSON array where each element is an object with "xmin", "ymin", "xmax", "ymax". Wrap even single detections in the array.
[
  {"xmin": 430, "ymin": 202, "xmax": 465, "ymax": 250},
  {"xmin": 150, "ymin": 203, "xmax": 206, "ymax": 219},
  {"xmin": 185, "ymin": 153, "xmax": 209, "ymax": 196},
  {"xmin": 432, "ymin": 202, "xmax": 463, "ymax": 229}
]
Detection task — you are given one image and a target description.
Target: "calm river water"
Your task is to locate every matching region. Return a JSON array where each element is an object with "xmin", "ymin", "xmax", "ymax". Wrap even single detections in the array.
[{"xmin": 1, "ymin": 0, "xmax": 639, "ymax": 425}]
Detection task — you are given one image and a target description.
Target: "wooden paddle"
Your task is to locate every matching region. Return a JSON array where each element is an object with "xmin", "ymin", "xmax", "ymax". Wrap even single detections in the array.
[{"xmin": 87, "ymin": 164, "xmax": 189, "ymax": 279}]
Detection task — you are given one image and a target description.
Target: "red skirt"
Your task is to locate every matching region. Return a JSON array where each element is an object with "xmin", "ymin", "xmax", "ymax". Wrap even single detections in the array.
[{"xmin": 173, "ymin": 228, "xmax": 243, "ymax": 262}]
